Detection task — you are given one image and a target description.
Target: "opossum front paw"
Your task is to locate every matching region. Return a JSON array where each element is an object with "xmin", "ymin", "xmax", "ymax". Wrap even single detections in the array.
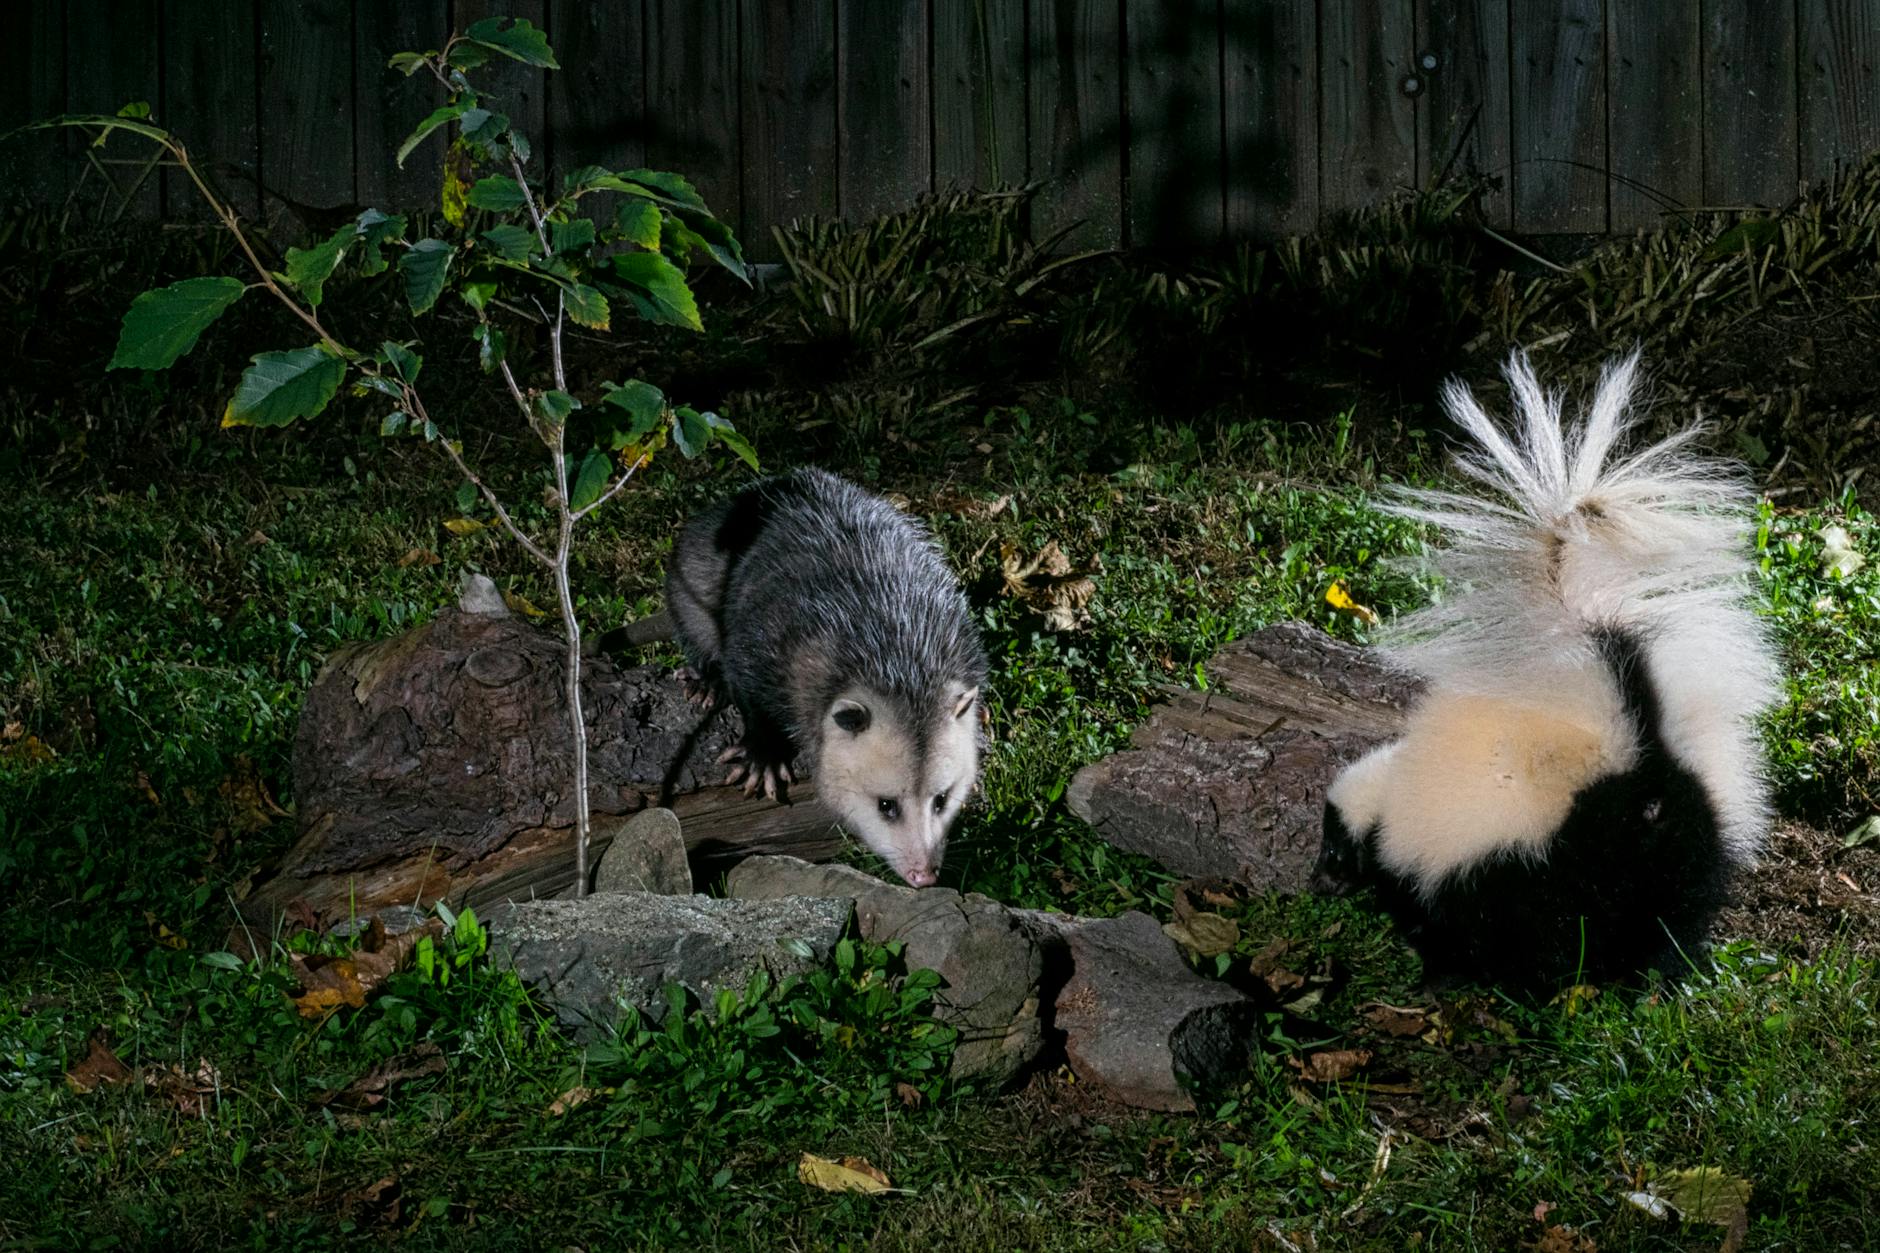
[
  {"xmin": 717, "ymin": 743, "xmax": 794, "ymax": 801},
  {"xmin": 675, "ymin": 666, "xmax": 720, "ymax": 711}
]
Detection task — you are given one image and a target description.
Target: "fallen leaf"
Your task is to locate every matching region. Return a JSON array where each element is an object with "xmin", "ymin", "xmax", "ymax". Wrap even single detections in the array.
[
  {"xmin": 338, "ymin": 1174, "xmax": 402, "ymax": 1227},
  {"xmin": 145, "ymin": 1059, "xmax": 222, "ymax": 1116},
  {"xmin": 547, "ymin": 1085, "xmax": 600, "ymax": 1117},
  {"xmin": 288, "ymin": 955, "xmax": 370, "ymax": 1017},
  {"xmin": 1324, "ymin": 580, "xmax": 1380, "ymax": 626},
  {"xmin": 143, "ymin": 911, "xmax": 188, "ymax": 950},
  {"xmin": 1361, "ymin": 1003, "xmax": 1431, "ymax": 1037},
  {"xmin": 1843, "ymin": 815, "xmax": 1880, "ymax": 849},
  {"xmin": 1532, "ymin": 1200, "xmax": 1556, "ymax": 1222},
  {"xmin": 1162, "ymin": 912, "xmax": 1239, "ymax": 957},
  {"xmin": 396, "ymin": 547, "xmax": 440, "ymax": 568},
  {"xmin": 1656, "ymin": 1166, "xmax": 1752, "ymax": 1230},
  {"xmin": 1531, "ymin": 1224, "xmax": 1598, "ymax": 1253},
  {"xmin": 797, "ymin": 1152, "xmax": 893, "ymax": 1194},
  {"xmin": 1000, "ymin": 539, "xmax": 1096, "ymax": 632},
  {"xmin": 66, "ymin": 1031, "xmax": 133, "ymax": 1093},
  {"xmin": 443, "ymin": 517, "xmax": 489, "ymax": 536},
  {"xmin": 1622, "ymin": 1190, "xmax": 1672, "ymax": 1220},
  {"xmin": 1819, "ymin": 524, "xmax": 1865, "ymax": 578},
  {"xmin": 1172, "ymin": 877, "xmax": 1246, "ymax": 921},
  {"xmin": 894, "ymin": 1082, "xmax": 924, "ymax": 1109},
  {"xmin": 1289, "ymin": 1048, "xmax": 1372, "ymax": 1083},
  {"xmin": 1247, "ymin": 937, "xmax": 1292, "ymax": 978},
  {"xmin": 1836, "ymin": 871, "xmax": 1862, "ymax": 893},
  {"xmin": 0, "ymin": 720, "xmax": 56, "ymax": 764},
  {"xmin": 314, "ymin": 1043, "xmax": 446, "ymax": 1109},
  {"xmin": 218, "ymin": 754, "xmax": 287, "ymax": 834},
  {"xmin": 503, "ymin": 590, "xmax": 549, "ymax": 619}
]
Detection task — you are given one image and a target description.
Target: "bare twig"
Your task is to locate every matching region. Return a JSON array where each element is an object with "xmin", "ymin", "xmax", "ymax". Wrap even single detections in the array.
[
  {"xmin": 570, "ymin": 453, "xmax": 650, "ymax": 522},
  {"xmin": 405, "ymin": 388, "xmax": 552, "ymax": 567}
]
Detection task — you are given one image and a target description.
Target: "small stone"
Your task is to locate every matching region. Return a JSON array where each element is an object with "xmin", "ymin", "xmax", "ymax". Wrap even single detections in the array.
[
  {"xmin": 456, "ymin": 571, "xmax": 510, "ymax": 616},
  {"xmin": 592, "ymin": 808, "xmax": 690, "ymax": 895}
]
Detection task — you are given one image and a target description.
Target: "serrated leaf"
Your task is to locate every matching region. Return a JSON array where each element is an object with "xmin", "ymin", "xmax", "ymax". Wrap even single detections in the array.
[
  {"xmin": 614, "ymin": 201, "xmax": 660, "ymax": 249},
  {"xmin": 551, "ymin": 216, "xmax": 596, "ymax": 253},
  {"xmin": 712, "ymin": 423, "xmax": 760, "ymax": 473},
  {"xmin": 397, "ymin": 101, "xmax": 468, "ymax": 168},
  {"xmin": 609, "ymin": 251, "xmax": 700, "ymax": 331},
  {"xmin": 355, "ymin": 209, "xmax": 408, "ymax": 276},
  {"xmin": 601, "ymin": 379, "xmax": 665, "ymax": 438},
  {"xmin": 618, "ymin": 168, "xmax": 708, "ymax": 211},
  {"xmin": 459, "ymin": 107, "xmax": 509, "ymax": 146},
  {"xmin": 109, "ymin": 276, "xmax": 247, "ymax": 371},
  {"xmin": 446, "ymin": 41, "xmax": 492, "ymax": 71},
  {"xmin": 465, "ymin": 16, "xmax": 559, "ymax": 69},
  {"xmin": 284, "ymin": 224, "xmax": 353, "ymax": 306},
  {"xmin": 480, "ymin": 222, "xmax": 535, "ymax": 262},
  {"xmin": 467, "ymin": 176, "xmax": 528, "ymax": 213},
  {"xmin": 380, "ymin": 340, "xmax": 421, "ymax": 383},
  {"xmin": 380, "ymin": 411, "xmax": 409, "ymax": 437},
  {"xmin": 387, "ymin": 51, "xmax": 430, "ymax": 77},
  {"xmin": 569, "ymin": 449, "xmax": 612, "ymax": 511},
  {"xmin": 400, "ymin": 240, "xmax": 456, "ymax": 315},
  {"xmin": 671, "ymin": 405, "xmax": 709, "ymax": 459},
  {"xmin": 1162, "ymin": 912, "xmax": 1239, "ymax": 957},
  {"xmin": 564, "ymin": 283, "xmax": 610, "ymax": 330},
  {"xmin": 472, "ymin": 322, "xmax": 507, "ymax": 373},
  {"xmin": 1656, "ymin": 1166, "xmax": 1752, "ymax": 1229},
  {"xmin": 221, "ymin": 347, "xmax": 346, "ymax": 428},
  {"xmin": 537, "ymin": 390, "xmax": 579, "ymax": 423}
]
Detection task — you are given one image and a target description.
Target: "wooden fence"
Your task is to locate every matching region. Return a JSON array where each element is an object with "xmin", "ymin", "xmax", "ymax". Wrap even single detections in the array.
[{"xmin": 5, "ymin": 1, "xmax": 1880, "ymax": 260}]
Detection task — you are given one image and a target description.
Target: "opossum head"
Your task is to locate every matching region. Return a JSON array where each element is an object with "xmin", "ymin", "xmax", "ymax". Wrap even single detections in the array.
[{"xmin": 817, "ymin": 683, "xmax": 981, "ymax": 888}]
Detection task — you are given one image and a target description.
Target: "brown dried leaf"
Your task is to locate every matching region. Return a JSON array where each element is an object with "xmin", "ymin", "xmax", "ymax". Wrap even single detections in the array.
[
  {"xmin": 797, "ymin": 1152, "xmax": 893, "ymax": 1194},
  {"xmin": 999, "ymin": 539, "xmax": 1096, "ymax": 632},
  {"xmin": 0, "ymin": 721, "xmax": 56, "ymax": 765},
  {"xmin": 145, "ymin": 1059, "xmax": 222, "ymax": 1116},
  {"xmin": 288, "ymin": 955, "xmax": 369, "ymax": 1018},
  {"xmin": 1172, "ymin": 877, "xmax": 1246, "ymax": 922},
  {"xmin": 314, "ymin": 1042, "xmax": 446, "ymax": 1109},
  {"xmin": 1288, "ymin": 1048, "xmax": 1372, "ymax": 1084},
  {"xmin": 218, "ymin": 754, "xmax": 287, "ymax": 834},
  {"xmin": 547, "ymin": 1085, "xmax": 601, "ymax": 1117},
  {"xmin": 65, "ymin": 1031, "xmax": 133, "ymax": 1093},
  {"xmin": 1531, "ymin": 1225, "xmax": 1598, "ymax": 1253},
  {"xmin": 396, "ymin": 547, "xmax": 440, "ymax": 568},
  {"xmin": 1247, "ymin": 937, "xmax": 1292, "ymax": 978},
  {"xmin": 894, "ymin": 1082, "xmax": 924, "ymax": 1109},
  {"xmin": 1361, "ymin": 1002, "xmax": 1432, "ymax": 1037},
  {"xmin": 1162, "ymin": 912, "xmax": 1240, "ymax": 957},
  {"xmin": 338, "ymin": 1173, "xmax": 402, "ymax": 1227}
]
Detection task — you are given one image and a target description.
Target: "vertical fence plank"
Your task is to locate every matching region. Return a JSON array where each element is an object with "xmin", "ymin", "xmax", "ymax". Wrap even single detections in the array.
[
  {"xmin": 1320, "ymin": 0, "xmax": 1418, "ymax": 217},
  {"xmin": 646, "ymin": 0, "xmax": 742, "ymax": 234},
  {"xmin": 0, "ymin": 3, "xmax": 66, "ymax": 210},
  {"xmin": 162, "ymin": 0, "xmax": 259, "ymax": 221},
  {"xmin": 742, "ymin": 0, "xmax": 838, "ymax": 259},
  {"xmin": 66, "ymin": 0, "xmax": 160, "ymax": 221},
  {"xmin": 1418, "ymin": 0, "xmax": 1512, "ymax": 228},
  {"xmin": 838, "ymin": 0, "xmax": 930, "ymax": 221},
  {"xmin": 1510, "ymin": 0, "xmax": 1605, "ymax": 232},
  {"xmin": 1702, "ymin": 0, "xmax": 1797, "ymax": 207},
  {"xmin": 1125, "ymin": 0, "xmax": 1224, "ymax": 245},
  {"xmin": 933, "ymin": 0, "xmax": 1027, "ymax": 188},
  {"xmin": 259, "ymin": 0, "xmax": 356, "ymax": 221},
  {"xmin": 1029, "ymin": 0, "xmax": 1123, "ymax": 249},
  {"xmin": 1606, "ymin": 2, "xmax": 1700, "ymax": 229},
  {"xmin": 1224, "ymin": 0, "xmax": 1316, "ymax": 237},
  {"xmin": 454, "ymin": 0, "xmax": 548, "ymax": 170},
  {"xmin": 1800, "ymin": 0, "xmax": 1880, "ymax": 181},
  {"xmin": 548, "ymin": 0, "xmax": 646, "ymax": 188},
  {"xmin": 355, "ymin": 1, "xmax": 449, "ymax": 214}
]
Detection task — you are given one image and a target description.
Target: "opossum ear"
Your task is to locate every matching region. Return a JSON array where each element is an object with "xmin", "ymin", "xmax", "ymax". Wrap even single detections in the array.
[
  {"xmin": 951, "ymin": 687, "xmax": 978, "ymax": 720},
  {"xmin": 830, "ymin": 699, "xmax": 872, "ymax": 735}
]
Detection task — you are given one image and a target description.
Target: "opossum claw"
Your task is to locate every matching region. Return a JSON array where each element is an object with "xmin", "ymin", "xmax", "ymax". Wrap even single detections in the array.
[{"xmin": 677, "ymin": 667, "xmax": 719, "ymax": 711}]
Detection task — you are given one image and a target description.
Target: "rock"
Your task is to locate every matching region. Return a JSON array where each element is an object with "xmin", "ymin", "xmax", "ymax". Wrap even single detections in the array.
[
  {"xmin": 456, "ymin": 571, "xmax": 510, "ymax": 617},
  {"xmin": 1067, "ymin": 622, "xmax": 1421, "ymax": 891},
  {"xmin": 592, "ymin": 808, "xmax": 691, "ymax": 895},
  {"xmin": 727, "ymin": 856, "xmax": 1043, "ymax": 1088},
  {"xmin": 484, "ymin": 892, "xmax": 852, "ymax": 1040},
  {"xmin": 1024, "ymin": 910, "xmax": 1260, "ymax": 1113}
]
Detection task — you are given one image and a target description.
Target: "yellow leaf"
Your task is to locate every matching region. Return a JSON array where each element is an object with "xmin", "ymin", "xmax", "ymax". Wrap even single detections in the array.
[
  {"xmin": 547, "ymin": 1086, "xmax": 604, "ymax": 1117},
  {"xmin": 1657, "ymin": 1166, "xmax": 1752, "ymax": 1229},
  {"xmin": 797, "ymin": 1152, "xmax": 893, "ymax": 1194},
  {"xmin": 442, "ymin": 518, "xmax": 487, "ymax": 536},
  {"xmin": 503, "ymin": 590, "xmax": 548, "ymax": 619},
  {"xmin": 1325, "ymin": 581, "xmax": 1380, "ymax": 626}
]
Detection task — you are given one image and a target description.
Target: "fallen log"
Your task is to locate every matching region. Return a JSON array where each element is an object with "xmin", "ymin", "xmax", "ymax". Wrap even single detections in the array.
[
  {"xmin": 1066, "ymin": 622, "xmax": 1421, "ymax": 892},
  {"xmin": 243, "ymin": 590, "xmax": 844, "ymax": 924}
]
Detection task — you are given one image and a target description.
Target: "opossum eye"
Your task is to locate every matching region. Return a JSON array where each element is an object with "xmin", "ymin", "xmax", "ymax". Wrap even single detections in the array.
[
  {"xmin": 932, "ymin": 792, "xmax": 948, "ymax": 814},
  {"xmin": 877, "ymin": 798, "xmax": 901, "ymax": 821}
]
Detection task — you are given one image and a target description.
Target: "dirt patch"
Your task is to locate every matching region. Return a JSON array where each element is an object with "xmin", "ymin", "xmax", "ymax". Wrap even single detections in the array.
[{"xmin": 1716, "ymin": 820, "xmax": 1880, "ymax": 960}]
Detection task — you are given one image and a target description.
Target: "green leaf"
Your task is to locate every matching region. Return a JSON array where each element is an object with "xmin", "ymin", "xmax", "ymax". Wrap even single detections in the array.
[
  {"xmin": 355, "ymin": 209, "xmax": 408, "ymax": 276},
  {"xmin": 608, "ymin": 252, "xmax": 701, "ymax": 331},
  {"xmin": 283, "ymin": 225, "xmax": 353, "ymax": 306},
  {"xmin": 564, "ymin": 283, "xmax": 610, "ymax": 330},
  {"xmin": 467, "ymin": 176, "xmax": 528, "ymax": 213},
  {"xmin": 455, "ymin": 480, "xmax": 478, "ymax": 514},
  {"xmin": 446, "ymin": 41, "xmax": 492, "ymax": 71},
  {"xmin": 380, "ymin": 340, "xmax": 421, "ymax": 383},
  {"xmin": 400, "ymin": 239, "xmax": 456, "ymax": 315},
  {"xmin": 1703, "ymin": 217, "xmax": 1782, "ymax": 261},
  {"xmin": 666, "ymin": 213, "xmax": 750, "ymax": 284},
  {"xmin": 396, "ymin": 102, "xmax": 468, "ymax": 168},
  {"xmin": 671, "ymin": 405, "xmax": 710, "ymax": 459},
  {"xmin": 387, "ymin": 51, "xmax": 430, "ymax": 77},
  {"xmin": 108, "ymin": 276, "xmax": 246, "ymax": 371},
  {"xmin": 614, "ymin": 201, "xmax": 660, "ymax": 250},
  {"xmin": 465, "ymin": 17, "xmax": 560, "ymax": 69},
  {"xmin": 116, "ymin": 101, "xmax": 153, "ymax": 120},
  {"xmin": 551, "ymin": 216, "xmax": 596, "ymax": 253},
  {"xmin": 537, "ymin": 390, "xmax": 579, "ymax": 423},
  {"xmin": 569, "ymin": 449, "xmax": 612, "ymax": 511},
  {"xmin": 600, "ymin": 379, "xmax": 665, "ymax": 438},
  {"xmin": 380, "ymin": 410, "xmax": 409, "ymax": 436},
  {"xmin": 459, "ymin": 107, "xmax": 510, "ymax": 147},
  {"xmin": 480, "ymin": 223, "xmax": 536, "ymax": 262},
  {"xmin": 222, "ymin": 346, "xmax": 346, "ymax": 428},
  {"xmin": 706, "ymin": 415, "xmax": 760, "ymax": 473},
  {"xmin": 618, "ymin": 168, "xmax": 708, "ymax": 212},
  {"xmin": 472, "ymin": 322, "xmax": 507, "ymax": 373},
  {"xmin": 459, "ymin": 280, "xmax": 497, "ymax": 313}
]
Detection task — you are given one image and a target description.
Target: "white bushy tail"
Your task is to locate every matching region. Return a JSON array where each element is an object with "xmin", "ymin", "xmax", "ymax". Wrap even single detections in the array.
[{"xmin": 1381, "ymin": 350, "xmax": 1781, "ymax": 862}]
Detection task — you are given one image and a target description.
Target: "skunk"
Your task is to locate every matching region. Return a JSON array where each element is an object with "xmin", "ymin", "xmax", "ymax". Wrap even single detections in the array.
[{"xmin": 1311, "ymin": 351, "xmax": 1780, "ymax": 990}]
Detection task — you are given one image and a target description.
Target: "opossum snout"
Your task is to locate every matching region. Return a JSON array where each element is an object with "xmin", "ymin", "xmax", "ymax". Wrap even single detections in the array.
[{"xmin": 902, "ymin": 865, "xmax": 939, "ymax": 889}]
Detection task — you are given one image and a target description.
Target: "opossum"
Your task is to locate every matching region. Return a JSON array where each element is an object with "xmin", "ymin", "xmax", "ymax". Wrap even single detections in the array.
[{"xmin": 619, "ymin": 467, "xmax": 989, "ymax": 888}]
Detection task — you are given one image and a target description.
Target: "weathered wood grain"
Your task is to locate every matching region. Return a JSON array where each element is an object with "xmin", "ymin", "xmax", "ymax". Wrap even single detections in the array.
[
  {"xmin": 161, "ymin": 0, "xmax": 260, "ymax": 221},
  {"xmin": 741, "ymin": 0, "xmax": 839, "ymax": 260},
  {"xmin": 259, "ymin": 0, "xmax": 356, "ymax": 218},
  {"xmin": 1029, "ymin": 0, "xmax": 1124, "ymax": 249},
  {"xmin": 1418, "ymin": 0, "xmax": 1513, "ymax": 228},
  {"xmin": 1607, "ymin": 1, "xmax": 1701, "ymax": 230},
  {"xmin": 354, "ymin": 0, "xmax": 449, "ymax": 212},
  {"xmin": 1224, "ymin": 0, "xmax": 1319, "ymax": 237},
  {"xmin": 1126, "ymin": 0, "xmax": 1224, "ymax": 245},
  {"xmin": 1320, "ymin": 0, "xmax": 1418, "ymax": 217},
  {"xmin": 1800, "ymin": 0, "xmax": 1880, "ymax": 180},
  {"xmin": 1510, "ymin": 0, "xmax": 1607, "ymax": 232},
  {"xmin": 838, "ymin": 0, "xmax": 931, "ymax": 222},
  {"xmin": 64, "ymin": 0, "xmax": 161, "ymax": 221},
  {"xmin": 1702, "ymin": 0, "xmax": 1799, "ymax": 208},
  {"xmin": 547, "ymin": 0, "xmax": 647, "ymax": 185},
  {"xmin": 645, "ymin": 0, "xmax": 743, "ymax": 237},
  {"xmin": 932, "ymin": 0, "xmax": 1028, "ymax": 188}
]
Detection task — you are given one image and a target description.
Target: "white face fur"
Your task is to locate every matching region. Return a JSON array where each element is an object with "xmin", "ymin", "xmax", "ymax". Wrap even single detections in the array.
[{"xmin": 817, "ymin": 683, "xmax": 980, "ymax": 888}]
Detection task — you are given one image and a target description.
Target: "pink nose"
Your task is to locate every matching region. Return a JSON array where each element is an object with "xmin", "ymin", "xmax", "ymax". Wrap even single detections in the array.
[{"xmin": 903, "ymin": 866, "xmax": 937, "ymax": 888}]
